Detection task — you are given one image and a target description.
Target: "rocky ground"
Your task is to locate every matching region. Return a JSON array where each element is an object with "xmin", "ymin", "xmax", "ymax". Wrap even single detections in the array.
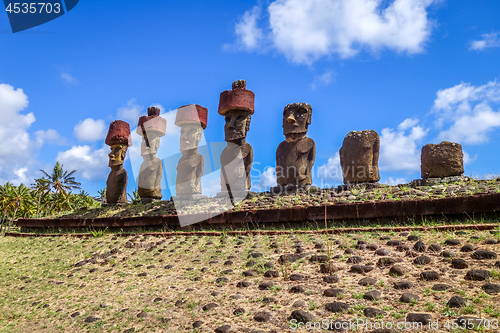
[
  {"xmin": 53, "ymin": 177, "xmax": 500, "ymax": 220},
  {"xmin": 1, "ymin": 228, "xmax": 500, "ymax": 332}
]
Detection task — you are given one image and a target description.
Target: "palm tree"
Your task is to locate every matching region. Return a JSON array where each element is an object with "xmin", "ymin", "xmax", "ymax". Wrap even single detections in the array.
[
  {"xmin": 3, "ymin": 183, "xmax": 31, "ymax": 232},
  {"xmin": 31, "ymin": 177, "xmax": 50, "ymax": 218},
  {"xmin": 97, "ymin": 188, "xmax": 106, "ymax": 203},
  {"xmin": 40, "ymin": 162, "xmax": 81, "ymax": 214},
  {"xmin": 54, "ymin": 192, "xmax": 73, "ymax": 212},
  {"xmin": 40, "ymin": 162, "xmax": 81, "ymax": 196},
  {"xmin": 0, "ymin": 183, "xmax": 11, "ymax": 233}
]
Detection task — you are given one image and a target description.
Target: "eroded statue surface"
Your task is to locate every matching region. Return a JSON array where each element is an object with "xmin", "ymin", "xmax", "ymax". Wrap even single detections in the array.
[
  {"xmin": 137, "ymin": 107, "xmax": 166, "ymax": 200},
  {"xmin": 105, "ymin": 120, "xmax": 132, "ymax": 204},
  {"xmin": 273, "ymin": 102, "xmax": 316, "ymax": 194},
  {"xmin": 175, "ymin": 104, "xmax": 208, "ymax": 200},
  {"xmin": 339, "ymin": 130, "xmax": 380, "ymax": 184},
  {"xmin": 218, "ymin": 80, "xmax": 254, "ymax": 201}
]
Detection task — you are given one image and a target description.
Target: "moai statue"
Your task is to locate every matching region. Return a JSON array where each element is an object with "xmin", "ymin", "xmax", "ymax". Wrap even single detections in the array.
[
  {"xmin": 273, "ymin": 103, "xmax": 316, "ymax": 194},
  {"xmin": 136, "ymin": 107, "xmax": 166, "ymax": 201},
  {"xmin": 421, "ymin": 141, "xmax": 464, "ymax": 179},
  {"xmin": 218, "ymin": 80, "xmax": 254, "ymax": 201},
  {"xmin": 105, "ymin": 120, "xmax": 132, "ymax": 204},
  {"xmin": 339, "ymin": 130, "xmax": 380, "ymax": 184},
  {"xmin": 174, "ymin": 104, "xmax": 208, "ymax": 200}
]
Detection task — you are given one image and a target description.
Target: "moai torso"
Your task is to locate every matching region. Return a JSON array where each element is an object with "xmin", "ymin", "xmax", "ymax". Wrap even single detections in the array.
[
  {"xmin": 339, "ymin": 130, "xmax": 380, "ymax": 184},
  {"xmin": 138, "ymin": 156, "xmax": 163, "ymax": 199},
  {"xmin": 176, "ymin": 152, "xmax": 204, "ymax": 196},
  {"xmin": 421, "ymin": 141, "xmax": 464, "ymax": 179},
  {"xmin": 174, "ymin": 105, "xmax": 208, "ymax": 198},
  {"xmin": 276, "ymin": 137, "xmax": 315, "ymax": 186},
  {"xmin": 136, "ymin": 107, "xmax": 166, "ymax": 200},
  {"xmin": 220, "ymin": 141, "xmax": 253, "ymax": 193},
  {"xmin": 106, "ymin": 168, "xmax": 128, "ymax": 204}
]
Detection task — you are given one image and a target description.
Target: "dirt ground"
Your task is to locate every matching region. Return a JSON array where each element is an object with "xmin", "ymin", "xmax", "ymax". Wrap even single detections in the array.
[{"xmin": 0, "ymin": 227, "xmax": 499, "ymax": 333}]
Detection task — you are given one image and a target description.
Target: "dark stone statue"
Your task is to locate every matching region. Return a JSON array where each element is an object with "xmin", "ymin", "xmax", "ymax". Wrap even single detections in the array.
[
  {"xmin": 105, "ymin": 120, "xmax": 131, "ymax": 204},
  {"xmin": 339, "ymin": 130, "xmax": 380, "ymax": 184},
  {"xmin": 218, "ymin": 80, "xmax": 254, "ymax": 201},
  {"xmin": 421, "ymin": 141, "xmax": 464, "ymax": 179},
  {"xmin": 273, "ymin": 103, "xmax": 316, "ymax": 194}
]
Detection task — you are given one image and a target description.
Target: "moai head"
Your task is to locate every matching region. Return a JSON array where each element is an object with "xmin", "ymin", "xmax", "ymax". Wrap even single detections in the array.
[
  {"xmin": 105, "ymin": 120, "xmax": 132, "ymax": 167},
  {"xmin": 140, "ymin": 135, "xmax": 161, "ymax": 156},
  {"xmin": 218, "ymin": 80, "xmax": 254, "ymax": 142},
  {"xmin": 283, "ymin": 102, "xmax": 312, "ymax": 137},
  {"xmin": 108, "ymin": 144, "xmax": 128, "ymax": 167},
  {"xmin": 136, "ymin": 106, "xmax": 167, "ymax": 156},
  {"xmin": 175, "ymin": 104, "xmax": 208, "ymax": 151},
  {"xmin": 223, "ymin": 110, "xmax": 251, "ymax": 141}
]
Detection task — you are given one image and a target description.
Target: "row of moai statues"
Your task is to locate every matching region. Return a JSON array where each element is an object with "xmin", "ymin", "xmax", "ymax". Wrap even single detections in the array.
[
  {"xmin": 104, "ymin": 80, "xmax": 466, "ymax": 204},
  {"xmin": 104, "ymin": 80, "xmax": 257, "ymax": 204}
]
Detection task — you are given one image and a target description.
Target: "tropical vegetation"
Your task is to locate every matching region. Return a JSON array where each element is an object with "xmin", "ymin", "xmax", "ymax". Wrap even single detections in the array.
[{"xmin": 0, "ymin": 162, "xmax": 100, "ymax": 232}]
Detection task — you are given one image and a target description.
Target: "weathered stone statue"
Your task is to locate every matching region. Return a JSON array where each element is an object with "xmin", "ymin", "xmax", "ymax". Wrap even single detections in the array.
[
  {"xmin": 105, "ymin": 120, "xmax": 132, "ymax": 204},
  {"xmin": 174, "ymin": 104, "xmax": 208, "ymax": 200},
  {"xmin": 339, "ymin": 130, "xmax": 380, "ymax": 184},
  {"xmin": 218, "ymin": 80, "xmax": 254, "ymax": 200},
  {"xmin": 136, "ymin": 107, "xmax": 166, "ymax": 201},
  {"xmin": 421, "ymin": 141, "xmax": 464, "ymax": 179},
  {"xmin": 273, "ymin": 103, "xmax": 316, "ymax": 194}
]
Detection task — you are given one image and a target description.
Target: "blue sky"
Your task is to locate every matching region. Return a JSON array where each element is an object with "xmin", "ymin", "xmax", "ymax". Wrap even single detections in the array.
[{"xmin": 1, "ymin": 0, "xmax": 500, "ymax": 198}]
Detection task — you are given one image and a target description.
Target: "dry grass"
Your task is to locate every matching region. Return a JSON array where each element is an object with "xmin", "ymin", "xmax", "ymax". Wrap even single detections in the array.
[{"xmin": 0, "ymin": 228, "xmax": 499, "ymax": 332}]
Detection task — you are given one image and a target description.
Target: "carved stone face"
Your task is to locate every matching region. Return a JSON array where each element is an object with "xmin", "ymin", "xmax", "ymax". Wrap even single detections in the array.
[
  {"xmin": 180, "ymin": 123, "xmax": 203, "ymax": 151},
  {"xmin": 283, "ymin": 105, "xmax": 311, "ymax": 135},
  {"xmin": 140, "ymin": 135, "xmax": 161, "ymax": 156},
  {"xmin": 108, "ymin": 144, "xmax": 127, "ymax": 167},
  {"xmin": 224, "ymin": 110, "xmax": 251, "ymax": 141}
]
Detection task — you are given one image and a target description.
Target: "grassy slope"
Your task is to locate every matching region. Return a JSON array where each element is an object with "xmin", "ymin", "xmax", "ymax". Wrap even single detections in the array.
[{"xmin": 1, "ymin": 228, "xmax": 499, "ymax": 332}]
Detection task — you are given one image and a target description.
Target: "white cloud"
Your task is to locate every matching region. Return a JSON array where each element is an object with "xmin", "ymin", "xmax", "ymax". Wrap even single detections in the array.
[
  {"xmin": 232, "ymin": 0, "xmax": 438, "ymax": 64},
  {"xmin": 251, "ymin": 166, "xmax": 277, "ymax": 192},
  {"xmin": 379, "ymin": 118, "xmax": 428, "ymax": 172},
  {"xmin": 317, "ymin": 152, "xmax": 342, "ymax": 185},
  {"xmin": 433, "ymin": 81, "xmax": 500, "ymax": 119},
  {"xmin": 234, "ymin": 6, "xmax": 264, "ymax": 50},
  {"xmin": 117, "ymin": 98, "xmax": 144, "ymax": 124},
  {"xmin": 56, "ymin": 145, "xmax": 109, "ymax": 181},
  {"xmin": 470, "ymin": 32, "xmax": 500, "ymax": 51},
  {"xmin": 311, "ymin": 70, "xmax": 335, "ymax": 89},
  {"xmin": 437, "ymin": 102, "xmax": 500, "ymax": 144},
  {"xmin": 13, "ymin": 167, "xmax": 29, "ymax": 184},
  {"xmin": 200, "ymin": 172, "xmax": 222, "ymax": 197},
  {"xmin": 73, "ymin": 118, "xmax": 106, "ymax": 142},
  {"xmin": 61, "ymin": 72, "xmax": 78, "ymax": 85},
  {"xmin": 463, "ymin": 150, "xmax": 476, "ymax": 165},
  {"xmin": 397, "ymin": 118, "xmax": 419, "ymax": 131},
  {"xmin": 35, "ymin": 129, "xmax": 66, "ymax": 145},
  {"xmin": 0, "ymin": 83, "xmax": 40, "ymax": 184},
  {"xmin": 433, "ymin": 81, "xmax": 500, "ymax": 144}
]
